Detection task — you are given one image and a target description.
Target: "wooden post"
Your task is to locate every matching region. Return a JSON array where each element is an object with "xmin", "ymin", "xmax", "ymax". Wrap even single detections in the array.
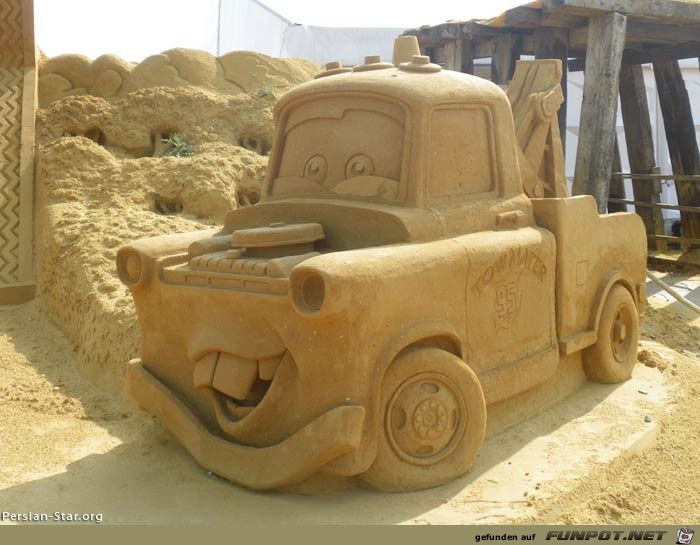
[
  {"xmin": 653, "ymin": 59, "xmax": 700, "ymax": 247},
  {"xmin": 608, "ymin": 135, "xmax": 627, "ymax": 213},
  {"xmin": 432, "ymin": 45, "xmax": 447, "ymax": 66},
  {"xmin": 619, "ymin": 62, "xmax": 667, "ymax": 251},
  {"xmin": 461, "ymin": 38, "xmax": 474, "ymax": 74},
  {"xmin": 491, "ymin": 34, "xmax": 520, "ymax": 85},
  {"xmin": 444, "ymin": 40, "xmax": 464, "ymax": 71},
  {"xmin": 572, "ymin": 12, "xmax": 627, "ymax": 212},
  {"xmin": 534, "ymin": 27, "xmax": 569, "ymax": 155}
]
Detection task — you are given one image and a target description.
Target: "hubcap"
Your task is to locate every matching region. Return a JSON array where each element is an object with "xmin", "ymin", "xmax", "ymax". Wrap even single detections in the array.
[
  {"xmin": 611, "ymin": 304, "xmax": 634, "ymax": 363},
  {"xmin": 386, "ymin": 372, "xmax": 465, "ymax": 465}
]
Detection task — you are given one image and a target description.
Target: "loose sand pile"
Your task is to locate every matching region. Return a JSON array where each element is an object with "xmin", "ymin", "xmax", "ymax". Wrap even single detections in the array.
[
  {"xmin": 34, "ymin": 49, "xmax": 318, "ymax": 393},
  {"xmin": 512, "ymin": 301, "xmax": 700, "ymax": 524}
]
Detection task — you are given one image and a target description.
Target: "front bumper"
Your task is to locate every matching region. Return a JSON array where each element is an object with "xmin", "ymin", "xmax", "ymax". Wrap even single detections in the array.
[{"xmin": 128, "ymin": 359, "xmax": 366, "ymax": 490}]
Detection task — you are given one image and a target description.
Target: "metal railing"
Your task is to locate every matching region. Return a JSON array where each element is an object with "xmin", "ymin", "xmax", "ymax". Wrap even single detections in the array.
[{"xmin": 608, "ymin": 172, "xmax": 700, "ymax": 249}]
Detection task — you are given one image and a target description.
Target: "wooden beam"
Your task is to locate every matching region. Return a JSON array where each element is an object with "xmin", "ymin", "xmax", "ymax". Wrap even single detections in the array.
[
  {"xmin": 402, "ymin": 23, "xmax": 463, "ymax": 48},
  {"xmin": 608, "ymin": 198, "xmax": 700, "ymax": 215},
  {"xmin": 569, "ymin": 43, "xmax": 700, "ymax": 72},
  {"xmin": 647, "ymin": 234, "xmax": 700, "ymax": 246},
  {"xmin": 566, "ymin": 22, "xmax": 696, "ymax": 49},
  {"xmin": 625, "ymin": 42, "xmax": 700, "ymax": 65},
  {"xmin": 608, "ymin": 135, "xmax": 627, "ymax": 213},
  {"xmin": 473, "ymin": 38, "xmax": 494, "ymax": 59},
  {"xmin": 572, "ymin": 11, "xmax": 627, "ymax": 212},
  {"xmin": 542, "ymin": 0, "xmax": 700, "ymax": 24},
  {"xmin": 504, "ymin": 6, "xmax": 542, "ymax": 28},
  {"xmin": 491, "ymin": 34, "xmax": 521, "ymax": 84},
  {"xmin": 569, "ymin": 25, "xmax": 588, "ymax": 49},
  {"xmin": 653, "ymin": 59, "xmax": 700, "ymax": 245},
  {"xmin": 535, "ymin": 27, "xmax": 569, "ymax": 155},
  {"xmin": 572, "ymin": 21, "xmax": 700, "ymax": 49},
  {"xmin": 461, "ymin": 38, "xmax": 474, "ymax": 74},
  {"xmin": 619, "ymin": 63, "xmax": 667, "ymax": 250},
  {"xmin": 625, "ymin": 22, "xmax": 700, "ymax": 45},
  {"xmin": 432, "ymin": 45, "xmax": 446, "ymax": 66},
  {"xmin": 463, "ymin": 21, "xmax": 531, "ymax": 38},
  {"xmin": 444, "ymin": 40, "xmax": 458, "ymax": 70},
  {"xmin": 542, "ymin": 12, "xmax": 588, "ymax": 29},
  {"xmin": 520, "ymin": 34, "xmax": 536, "ymax": 56},
  {"xmin": 504, "ymin": 5, "xmax": 587, "ymax": 29},
  {"xmin": 568, "ymin": 47, "xmax": 587, "ymax": 58}
]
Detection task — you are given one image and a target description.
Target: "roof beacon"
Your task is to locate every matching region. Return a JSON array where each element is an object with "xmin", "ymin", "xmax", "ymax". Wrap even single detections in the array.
[
  {"xmin": 353, "ymin": 55, "xmax": 394, "ymax": 72},
  {"xmin": 315, "ymin": 61, "xmax": 353, "ymax": 79},
  {"xmin": 399, "ymin": 54, "xmax": 441, "ymax": 73}
]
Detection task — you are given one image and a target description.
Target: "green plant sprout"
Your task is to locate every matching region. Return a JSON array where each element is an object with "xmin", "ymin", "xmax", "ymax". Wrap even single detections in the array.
[
  {"xmin": 256, "ymin": 86, "xmax": 273, "ymax": 98},
  {"xmin": 160, "ymin": 133, "xmax": 196, "ymax": 158}
]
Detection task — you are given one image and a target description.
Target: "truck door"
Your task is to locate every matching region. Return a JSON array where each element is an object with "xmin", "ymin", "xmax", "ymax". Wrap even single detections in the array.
[{"xmin": 459, "ymin": 227, "xmax": 558, "ymax": 403}]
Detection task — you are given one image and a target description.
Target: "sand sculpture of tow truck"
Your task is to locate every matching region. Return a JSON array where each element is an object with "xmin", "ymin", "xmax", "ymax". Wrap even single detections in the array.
[{"xmin": 118, "ymin": 37, "xmax": 647, "ymax": 492}]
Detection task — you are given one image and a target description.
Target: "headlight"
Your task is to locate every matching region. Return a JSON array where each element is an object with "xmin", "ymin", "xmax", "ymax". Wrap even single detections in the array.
[
  {"xmin": 292, "ymin": 271, "xmax": 325, "ymax": 314},
  {"xmin": 117, "ymin": 250, "xmax": 144, "ymax": 286}
]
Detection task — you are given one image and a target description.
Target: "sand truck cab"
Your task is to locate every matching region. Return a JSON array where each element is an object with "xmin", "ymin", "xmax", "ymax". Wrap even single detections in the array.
[{"xmin": 118, "ymin": 53, "xmax": 647, "ymax": 492}]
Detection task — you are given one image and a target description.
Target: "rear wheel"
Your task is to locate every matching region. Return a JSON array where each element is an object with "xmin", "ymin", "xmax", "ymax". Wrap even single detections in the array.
[
  {"xmin": 583, "ymin": 285, "xmax": 639, "ymax": 384},
  {"xmin": 360, "ymin": 347, "xmax": 486, "ymax": 492}
]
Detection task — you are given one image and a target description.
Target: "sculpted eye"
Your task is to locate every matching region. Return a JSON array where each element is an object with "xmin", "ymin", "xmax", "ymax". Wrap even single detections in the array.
[
  {"xmin": 304, "ymin": 155, "xmax": 327, "ymax": 183},
  {"xmin": 345, "ymin": 154, "xmax": 374, "ymax": 178}
]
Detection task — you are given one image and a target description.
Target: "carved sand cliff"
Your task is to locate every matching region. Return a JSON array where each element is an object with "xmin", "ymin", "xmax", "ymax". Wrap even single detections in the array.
[{"xmin": 34, "ymin": 49, "xmax": 319, "ymax": 392}]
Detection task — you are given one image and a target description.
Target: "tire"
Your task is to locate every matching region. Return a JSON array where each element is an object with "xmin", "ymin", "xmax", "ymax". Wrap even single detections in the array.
[
  {"xmin": 583, "ymin": 285, "xmax": 639, "ymax": 384},
  {"xmin": 360, "ymin": 347, "xmax": 486, "ymax": 492}
]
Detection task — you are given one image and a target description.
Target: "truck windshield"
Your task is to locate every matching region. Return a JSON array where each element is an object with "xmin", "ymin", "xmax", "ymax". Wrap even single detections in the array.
[{"xmin": 270, "ymin": 96, "xmax": 405, "ymax": 202}]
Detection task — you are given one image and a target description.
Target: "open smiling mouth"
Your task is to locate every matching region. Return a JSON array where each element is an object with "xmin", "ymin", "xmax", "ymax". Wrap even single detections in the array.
[{"xmin": 193, "ymin": 350, "xmax": 287, "ymax": 427}]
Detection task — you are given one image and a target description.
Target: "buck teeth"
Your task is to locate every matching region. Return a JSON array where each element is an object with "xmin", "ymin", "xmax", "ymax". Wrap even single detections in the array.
[
  {"xmin": 194, "ymin": 350, "xmax": 284, "ymax": 404},
  {"xmin": 259, "ymin": 354, "xmax": 282, "ymax": 380},
  {"xmin": 193, "ymin": 352, "xmax": 219, "ymax": 389},
  {"xmin": 212, "ymin": 353, "xmax": 259, "ymax": 400}
]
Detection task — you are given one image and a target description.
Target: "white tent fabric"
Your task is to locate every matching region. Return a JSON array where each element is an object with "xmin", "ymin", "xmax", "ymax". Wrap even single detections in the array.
[
  {"xmin": 218, "ymin": 0, "xmax": 404, "ymax": 65},
  {"xmin": 281, "ymin": 25, "xmax": 405, "ymax": 66},
  {"xmin": 218, "ymin": 0, "xmax": 290, "ymax": 58}
]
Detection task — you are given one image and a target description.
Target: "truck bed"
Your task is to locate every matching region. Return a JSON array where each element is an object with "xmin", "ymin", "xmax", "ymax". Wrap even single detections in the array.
[{"xmin": 531, "ymin": 195, "xmax": 647, "ymax": 350}]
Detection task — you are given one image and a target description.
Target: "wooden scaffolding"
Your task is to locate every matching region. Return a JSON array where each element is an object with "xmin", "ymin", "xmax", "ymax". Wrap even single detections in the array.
[{"xmin": 403, "ymin": 0, "xmax": 700, "ymax": 252}]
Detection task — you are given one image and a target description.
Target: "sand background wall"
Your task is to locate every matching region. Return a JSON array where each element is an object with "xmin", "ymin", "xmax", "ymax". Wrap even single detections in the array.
[{"xmin": 35, "ymin": 48, "xmax": 318, "ymax": 393}]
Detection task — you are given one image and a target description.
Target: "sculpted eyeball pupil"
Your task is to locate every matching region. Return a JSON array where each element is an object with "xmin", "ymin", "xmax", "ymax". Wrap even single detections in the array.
[
  {"xmin": 303, "ymin": 155, "xmax": 327, "ymax": 182},
  {"xmin": 346, "ymin": 154, "xmax": 374, "ymax": 179}
]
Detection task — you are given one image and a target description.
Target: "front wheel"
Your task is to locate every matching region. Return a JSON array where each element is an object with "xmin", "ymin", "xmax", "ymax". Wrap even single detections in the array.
[
  {"xmin": 583, "ymin": 285, "xmax": 639, "ymax": 384},
  {"xmin": 360, "ymin": 347, "xmax": 486, "ymax": 492}
]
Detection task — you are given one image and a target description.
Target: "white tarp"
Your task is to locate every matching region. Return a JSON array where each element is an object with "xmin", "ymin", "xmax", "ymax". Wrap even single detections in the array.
[
  {"xmin": 281, "ymin": 25, "xmax": 406, "ymax": 66},
  {"xmin": 218, "ymin": 0, "xmax": 405, "ymax": 65},
  {"xmin": 218, "ymin": 0, "xmax": 290, "ymax": 58}
]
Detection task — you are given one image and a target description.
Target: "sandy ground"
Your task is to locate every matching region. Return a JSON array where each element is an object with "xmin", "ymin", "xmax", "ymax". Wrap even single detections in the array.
[{"xmin": 0, "ymin": 273, "xmax": 697, "ymax": 525}]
